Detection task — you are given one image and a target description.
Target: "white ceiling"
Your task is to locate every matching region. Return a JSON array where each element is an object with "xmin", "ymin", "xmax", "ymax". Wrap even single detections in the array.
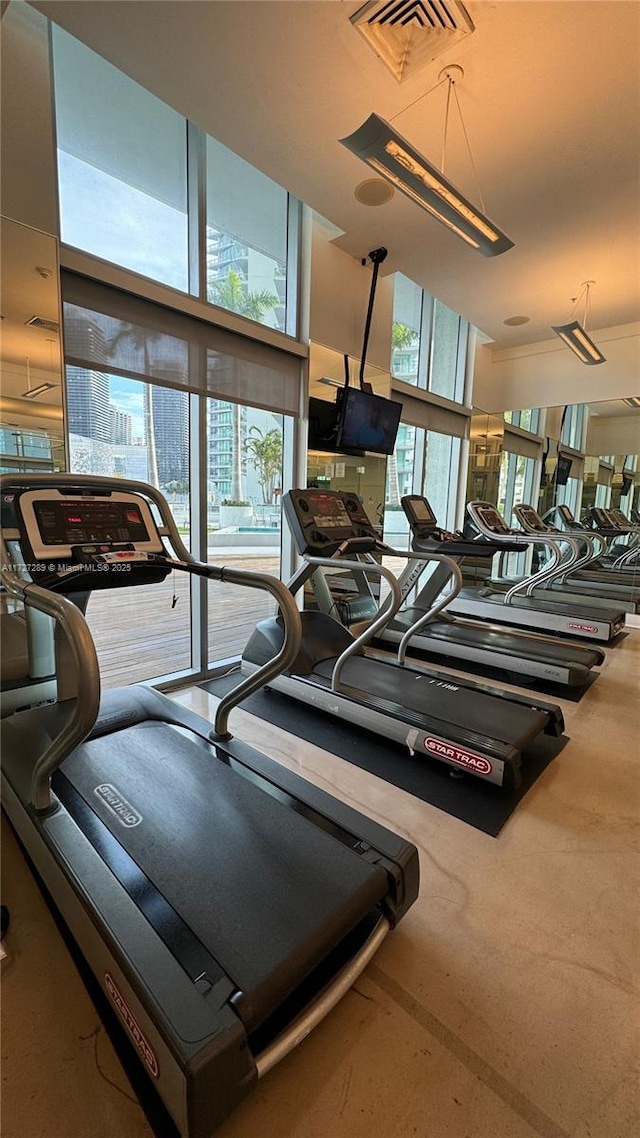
[{"xmin": 31, "ymin": 0, "xmax": 640, "ymax": 351}]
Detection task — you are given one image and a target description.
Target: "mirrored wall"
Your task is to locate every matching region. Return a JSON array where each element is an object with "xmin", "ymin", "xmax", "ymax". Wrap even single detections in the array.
[{"xmin": 0, "ymin": 216, "xmax": 66, "ymax": 474}]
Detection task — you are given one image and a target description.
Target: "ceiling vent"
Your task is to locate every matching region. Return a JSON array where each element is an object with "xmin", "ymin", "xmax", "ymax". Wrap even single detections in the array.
[
  {"xmin": 622, "ymin": 397, "xmax": 640, "ymax": 408},
  {"xmin": 25, "ymin": 315, "xmax": 60, "ymax": 333},
  {"xmin": 350, "ymin": 0, "xmax": 475, "ymax": 83}
]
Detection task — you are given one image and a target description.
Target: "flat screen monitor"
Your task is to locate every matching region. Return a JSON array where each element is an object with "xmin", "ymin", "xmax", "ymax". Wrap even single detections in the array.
[
  {"xmin": 555, "ymin": 453, "xmax": 573, "ymax": 485},
  {"xmin": 337, "ymin": 388, "xmax": 402, "ymax": 455}
]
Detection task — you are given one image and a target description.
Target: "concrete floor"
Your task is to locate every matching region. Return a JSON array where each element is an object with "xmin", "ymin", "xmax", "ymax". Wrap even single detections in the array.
[{"xmin": 2, "ymin": 628, "xmax": 639, "ymax": 1138}]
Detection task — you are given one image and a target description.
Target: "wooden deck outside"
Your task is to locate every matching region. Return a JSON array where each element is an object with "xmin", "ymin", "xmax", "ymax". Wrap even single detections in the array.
[
  {"xmin": 85, "ymin": 552, "xmax": 281, "ymax": 688},
  {"xmin": 3, "ymin": 552, "xmax": 407, "ymax": 692}
]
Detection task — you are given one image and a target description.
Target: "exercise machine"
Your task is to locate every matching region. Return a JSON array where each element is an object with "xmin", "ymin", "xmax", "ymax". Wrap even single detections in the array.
[
  {"xmin": 242, "ymin": 488, "xmax": 564, "ymax": 791},
  {"xmin": 374, "ymin": 495, "xmax": 605, "ymax": 687},
  {"xmin": 0, "ymin": 474, "xmax": 419, "ymax": 1138},
  {"xmin": 513, "ymin": 503, "xmax": 639, "ymax": 612},
  {"xmin": 447, "ymin": 501, "xmax": 625, "ymax": 643}
]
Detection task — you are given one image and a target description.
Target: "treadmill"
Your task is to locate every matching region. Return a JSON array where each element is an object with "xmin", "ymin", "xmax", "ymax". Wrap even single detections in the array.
[
  {"xmin": 533, "ymin": 504, "xmax": 640, "ymax": 597},
  {"xmin": 587, "ymin": 506, "xmax": 640, "ymax": 570},
  {"xmin": 447, "ymin": 501, "xmax": 625, "ymax": 644},
  {"xmin": 242, "ymin": 488, "xmax": 564, "ymax": 791},
  {"xmin": 374, "ymin": 494, "xmax": 605, "ymax": 688},
  {"xmin": 512, "ymin": 505, "xmax": 637, "ymax": 614},
  {"xmin": 0, "ymin": 474, "xmax": 419, "ymax": 1138},
  {"xmin": 544, "ymin": 504, "xmax": 639, "ymax": 574}
]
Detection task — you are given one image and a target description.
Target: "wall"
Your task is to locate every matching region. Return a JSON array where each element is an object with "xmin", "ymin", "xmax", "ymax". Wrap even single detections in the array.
[
  {"xmin": 473, "ymin": 323, "xmax": 640, "ymax": 413},
  {"xmin": 586, "ymin": 413, "xmax": 640, "ymax": 456},
  {"xmin": 1, "ymin": 2, "xmax": 58, "ymax": 234},
  {"xmin": 309, "ymin": 217, "xmax": 393, "ymax": 373}
]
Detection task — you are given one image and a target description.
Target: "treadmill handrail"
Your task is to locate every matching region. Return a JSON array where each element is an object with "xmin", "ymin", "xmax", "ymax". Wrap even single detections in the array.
[
  {"xmin": 395, "ymin": 554, "xmax": 463, "ymax": 665},
  {"xmin": 304, "ymin": 553, "xmax": 403, "ymax": 690},
  {"xmin": 513, "ymin": 503, "xmax": 600, "ymax": 585},
  {"xmin": 467, "ymin": 501, "xmax": 569, "ymax": 604},
  {"xmin": 255, "ymin": 914, "xmax": 389, "ymax": 1077},
  {"xmin": 0, "ymin": 532, "xmax": 101, "ymax": 814},
  {"xmin": 0, "ymin": 473, "xmax": 303, "ymax": 764}
]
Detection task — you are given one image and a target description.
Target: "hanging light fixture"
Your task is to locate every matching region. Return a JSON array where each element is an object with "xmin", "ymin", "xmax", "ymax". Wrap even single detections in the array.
[
  {"xmin": 21, "ymin": 354, "xmax": 58, "ymax": 399},
  {"xmin": 551, "ymin": 281, "xmax": 606, "ymax": 366},
  {"xmin": 339, "ymin": 66, "xmax": 513, "ymax": 257}
]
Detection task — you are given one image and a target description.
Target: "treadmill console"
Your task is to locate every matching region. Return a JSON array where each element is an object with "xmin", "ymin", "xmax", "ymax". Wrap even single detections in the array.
[
  {"xmin": 12, "ymin": 487, "xmax": 170, "ymax": 592},
  {"xmin": 608, "ymin": 508, "xmax": 632, "ymax": 529},
  {"xmin": 283, "ymin": 489, "xmax": 378, "ymax": 556},
  {"xmin": 589, "ymin": 506, "xmax": 617, "ymax": 532},
  {"xmin": 513, "ymin": 504, "xmax": 548, "ymax": 533},
  {"xmin": 401, "ymin": 495, "xmax": 439, "ymax": 536},
  {"xmin": 468, "ymin": 502, "xmax": 512, "ymax": 536}
]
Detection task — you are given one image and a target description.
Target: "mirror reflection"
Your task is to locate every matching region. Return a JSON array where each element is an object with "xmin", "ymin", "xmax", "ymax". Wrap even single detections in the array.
[{"xmin": 0, "ymin": 216, "xmax": 66, "ymax": 474}]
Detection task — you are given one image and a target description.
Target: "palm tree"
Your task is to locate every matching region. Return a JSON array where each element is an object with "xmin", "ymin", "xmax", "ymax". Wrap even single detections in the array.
[
  {"xmin": 244, "ymin": 425, "xmax": 283, "ymax": 504},
  {"xmin": 209, "ymin": 268, "xmax": 280, "ymax": 501}
]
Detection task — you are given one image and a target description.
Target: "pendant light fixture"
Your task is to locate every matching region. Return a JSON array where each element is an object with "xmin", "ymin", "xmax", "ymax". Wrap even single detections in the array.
[
  {"xmin": 551, "ymin": 281, "xmax": 606, "ymax": 366},
  {"xmin": 340, "ymin": 66, "xmax": 513, "ymax": 256}
]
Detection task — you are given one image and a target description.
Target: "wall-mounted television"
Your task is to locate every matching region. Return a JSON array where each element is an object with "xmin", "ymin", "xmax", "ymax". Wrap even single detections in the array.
[
  {"xmin": 621, "ymin": 471, "xmax": 633, "ymax": 496},
  {"xmin": 337, "ymin": 387, "xmax": 402, "ymax": 456},
  {"xmin": 555, "ymin": 453, "xmax": 573, "ymax": 486}
]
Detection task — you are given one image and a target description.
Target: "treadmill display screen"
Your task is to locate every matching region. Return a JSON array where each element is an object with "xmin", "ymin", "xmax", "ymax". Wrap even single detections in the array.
[
  {"xmin": 477, "ymin": 506, "xmax": 509, "ymax": 534},
  {"xmin": 33, "ymin": 499, "xmax": 152, "ymax": 547},
  {"xmin": 518, "ymin": 507, "xmax": 545, "ymax": 530},
  {"xmin": 407, "ymin": 498, "xmax": 436, "ymax": 525},
  {"xmin": 311, "ymin": 496, "xmax": 351, "ymax": 529}
]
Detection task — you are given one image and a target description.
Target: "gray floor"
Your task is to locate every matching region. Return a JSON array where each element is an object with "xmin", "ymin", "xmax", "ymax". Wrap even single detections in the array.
[{"xmin": 2, "ymin": 624, "xmax": 639, "ymax": 1138}]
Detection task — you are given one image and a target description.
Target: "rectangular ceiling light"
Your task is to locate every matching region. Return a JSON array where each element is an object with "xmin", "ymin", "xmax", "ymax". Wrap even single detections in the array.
[
  {"xmin": 21, "ymin": 382, "xmax": 58, "ymax": 399},
  {"xmin": 622, "ymin": 397, "xmax": 640, "ymax": 408},
  {"xmin": 551, "ymin": 320, "xmax": 606, "ymax": 365},
  {"xmin": 340, "ymin": 112, "xmax": 514, "ymax": 256}
]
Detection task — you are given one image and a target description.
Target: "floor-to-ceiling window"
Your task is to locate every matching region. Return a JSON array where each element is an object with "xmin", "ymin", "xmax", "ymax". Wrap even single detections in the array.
[
  {"xmin": 206, "ymin": 400, "xmax": 286, "ymax": 664},
  {"xmin": 53, "ymin": 26, "xmax": 303, "ymax": 687}
]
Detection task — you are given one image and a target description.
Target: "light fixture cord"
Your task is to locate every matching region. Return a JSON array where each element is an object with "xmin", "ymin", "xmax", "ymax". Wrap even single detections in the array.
[
  {"xmin": 441, "ymin": 77, "xmax": 453, "ymax": 175},
  {"xmin": 452, "ymin": 83, "xmax": 487, "ymax": 214},
  {"xmin": 388, "ymin": 76, "xmax": 448, "ymax": 125}
]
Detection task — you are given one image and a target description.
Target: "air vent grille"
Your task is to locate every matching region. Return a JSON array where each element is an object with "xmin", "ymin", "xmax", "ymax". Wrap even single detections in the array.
[
  {"xmin": 25, "ymin": 315, "xmax": 60, "ymax": 332},
  {"xmin": 351, "ymin": 0, "xmax": 475, "ymax": 82},
  {"xmin": 622, "ymin": 397, "xmax": 640, "ymax": 408}
]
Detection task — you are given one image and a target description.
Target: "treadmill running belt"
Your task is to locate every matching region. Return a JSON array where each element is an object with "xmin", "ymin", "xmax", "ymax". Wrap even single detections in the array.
[
  {"xmin": 312, "ymin": 656, "xmax": 549, "ymax": 751},
  {"xmin": 60, "ymin": 720, "xmax": 388, "ymax": 1033}
]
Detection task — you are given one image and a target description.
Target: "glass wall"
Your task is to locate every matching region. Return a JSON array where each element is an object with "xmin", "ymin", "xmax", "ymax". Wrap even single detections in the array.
[
  {"xmin": 383, "ymin": 425, "xmax": 460, "ymax": 547},
  {"xmin": 66, "ymin": 367, "xmax": 192, "ymax": 686},
  {"xmin": 53, "ymin": 24, "xmax": 304, "ymax": 688},
  {"xmin": 429, "ymin": 300, "xmax": 465, "ymax": 402},
  {"xmin": 53, "ymin": 24, "xmax": 296, "ymax": 335},
  {"xmin": 53, "ymin": 26, "xmax": 189, "ymax": 291},
  {"xmin": 391, "ymin": 275, "xmax": 421, "ymax": 385},
  {"xmin": 206, "ymin": 399, "xmax": 284, "ymax": 664},
  {"xmin": 390, "ymin": 276, "xmax": 469, "ymax": 403},
  {"xmin": 504, "ymin": 408, "xmax": 541, "ymax": 434}
]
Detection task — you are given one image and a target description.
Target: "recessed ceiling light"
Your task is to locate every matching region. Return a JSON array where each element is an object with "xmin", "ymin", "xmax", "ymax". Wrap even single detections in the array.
[
  {"xmin": 503, "ymin": 315, "xmax": 530, "ymax": 326},
  {"xmin": 354, "ymin": 178, "xmax": 395, "ymax": 206}
]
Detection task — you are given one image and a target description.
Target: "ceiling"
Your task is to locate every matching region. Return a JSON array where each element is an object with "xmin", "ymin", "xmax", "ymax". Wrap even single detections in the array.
[{"xmin": 30, "ymin": 1, "xmax": 640, "ymax": 352}]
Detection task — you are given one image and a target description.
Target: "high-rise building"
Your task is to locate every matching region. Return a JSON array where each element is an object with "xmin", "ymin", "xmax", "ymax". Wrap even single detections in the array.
[
  {"xmin": 151, "ymin": 385, "xmax": 188, "ymax": 486},
  {"xmin": 64, "ymin": 315, "xmax": 112, "ymax": 443},
  {"xmin": 110, "ymin": 406, "xmax": 133, "ymax": 445}
]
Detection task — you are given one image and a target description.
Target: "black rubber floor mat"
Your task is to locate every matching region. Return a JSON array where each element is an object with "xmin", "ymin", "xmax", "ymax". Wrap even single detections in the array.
[{"xmin": 198, "ymin": 674, "xmax": 568, "ymax": 837}]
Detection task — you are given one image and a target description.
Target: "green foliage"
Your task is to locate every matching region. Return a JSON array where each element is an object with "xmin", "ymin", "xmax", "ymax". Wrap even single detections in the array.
[
  {"xmin": 209, "ymin": 269, "xmax": 279, "ymax": 322},
  {"xmin": 392, "ymin": 321, "xmax": 419, "ymax": 350},
  {"xmin": 244, "ymin": 425, "xmax": 283, "ymax": 504},
  {"xmin": 221, "ymin": 499, "xmax": 250, "ymax": 507}
]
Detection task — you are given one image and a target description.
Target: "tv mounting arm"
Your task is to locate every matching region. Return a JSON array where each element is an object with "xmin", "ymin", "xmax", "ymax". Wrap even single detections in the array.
[{"xmin": 358, "ymin": 247, "xmax": 388, "ymax": 390}]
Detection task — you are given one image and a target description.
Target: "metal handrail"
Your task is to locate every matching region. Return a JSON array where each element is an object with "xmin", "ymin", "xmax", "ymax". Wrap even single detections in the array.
[
  {"xmin": 0, "ymin": 529, "xmax": 101, "ymax": 814},
  {"xmin": 0, "ymin": 474, "xmax": 302, "ymax": 781},
  {"xmin": 396, "ymin": 553, "xmax": 463, "ymax": 664},
  {"xmin": 305, "ymin": 554, "xmax": 402, "ymax": 691}
]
